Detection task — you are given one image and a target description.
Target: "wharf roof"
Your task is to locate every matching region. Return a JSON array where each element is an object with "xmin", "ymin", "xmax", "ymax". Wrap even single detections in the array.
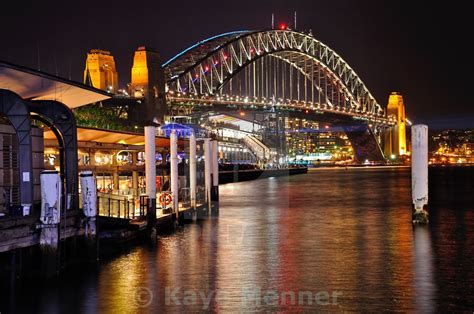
[{"xmin": 0, "ymin": 60, "xmax": 110, "ymax": 108}]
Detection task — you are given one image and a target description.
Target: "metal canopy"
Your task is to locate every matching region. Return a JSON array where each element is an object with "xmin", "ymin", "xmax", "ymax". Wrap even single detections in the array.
[
  {"xmin": 44, "ymin": 127, "xmax": 186, "ymax": 148},
  {"xmin": 0, "ymin": 61, "xmax": 110, "ymax": 108}
]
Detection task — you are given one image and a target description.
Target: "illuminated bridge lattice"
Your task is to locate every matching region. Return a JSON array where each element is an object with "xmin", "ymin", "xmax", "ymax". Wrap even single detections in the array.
[{"xmin": 163, "ymin": 29, "xmax": 390, "ymax": 124}]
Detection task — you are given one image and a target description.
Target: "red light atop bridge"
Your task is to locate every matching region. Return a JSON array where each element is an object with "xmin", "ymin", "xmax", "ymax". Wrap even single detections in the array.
[{"xmin": 279, "ymin": 23, "xmax": 287, "ymax": 30}]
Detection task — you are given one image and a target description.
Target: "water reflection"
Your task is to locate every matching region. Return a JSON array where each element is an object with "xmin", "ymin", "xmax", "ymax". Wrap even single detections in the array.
[
  {"xmin": 413, "ymin": 226, "xmax": 436, "ymax": 313},
  {"xmin": 5, "ymin": 167, "xmax": 474, "ymax": 312}
]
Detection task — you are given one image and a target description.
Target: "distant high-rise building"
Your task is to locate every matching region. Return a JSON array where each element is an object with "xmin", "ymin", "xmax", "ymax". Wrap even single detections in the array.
[
  {"xmin": 129, "ymin": 46, "xmax": 166, "ymax": 124},
  {"xmin": 84, "ymin": 49, "xmax": 119, "ymax": 93},
  {"xmin": 384, "ymin": 92, "xmax": 407, "ymax": 157}
]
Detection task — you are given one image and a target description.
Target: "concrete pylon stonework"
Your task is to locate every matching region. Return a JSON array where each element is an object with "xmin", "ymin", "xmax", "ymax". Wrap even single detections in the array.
[
  {"xmin": 83, "ymin": 49, "xmax": 119, "ymax": 93},
  {"xmin": 384, "ymin": 92, "xmax": 407, "ymax": 157},
  {"xmin": 130, "ymin": 47, "xmax": 167, "ymax": 124}
]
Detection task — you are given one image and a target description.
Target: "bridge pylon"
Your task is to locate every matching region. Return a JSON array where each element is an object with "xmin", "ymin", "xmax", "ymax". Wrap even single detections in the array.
[
  {"xmin": 383, "ymin": 92, "xmax": 407, "ymax": 158},
  {"xmin": 129, "ymin": 46, "xmax": 167, "ymax": 125}
]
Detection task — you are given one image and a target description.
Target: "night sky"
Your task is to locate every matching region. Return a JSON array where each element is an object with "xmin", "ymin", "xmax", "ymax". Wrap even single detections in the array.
[{"xmin": 1, "ymin": 0, "xmax": 472, "ymax": 129}]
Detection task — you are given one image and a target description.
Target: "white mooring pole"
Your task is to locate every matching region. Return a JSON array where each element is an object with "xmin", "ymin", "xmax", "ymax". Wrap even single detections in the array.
[
  {"xmin": 80, "ymin": 171, "xmax": 97, "ymax": 237},
  {"xmin": 170, "ymin": 130, "xmax": 179, "ymax": 219},
  {"xmin": 204, "ymin": 138, "xmax": 212, "ymax": 211},
  {"xmin": 412, "ymin": 124, "xmax": 429, "ymax": 224},
  {"xmin": 211, "ymin": 139, "xmax": 219, "ymax": 214},
  {"xmin": 145, "ymin": 125, "xmax": 157, "ymax": 228},
  {"xmin": 80, "ymin": 170, "xmax": 98, "ymax": 261},
  {"xmin": 39, "ymin": 170, "xmax": 61, "ymax": 277},
  {"xmin": 189, "ymin": 132, "xmax": 197, "ymax": 209}
]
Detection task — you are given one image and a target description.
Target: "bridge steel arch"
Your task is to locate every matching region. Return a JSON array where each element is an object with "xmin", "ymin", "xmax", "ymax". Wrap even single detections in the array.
[{"xmin": 164, "ymin": 30, "xmax": 384, "ymax": 118}]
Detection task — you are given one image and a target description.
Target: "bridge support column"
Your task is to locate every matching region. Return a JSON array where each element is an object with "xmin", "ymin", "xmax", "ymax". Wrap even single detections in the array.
[
  {"xmin": 170, "ymin": 130, "xmax": 179, "ymax": 219},
  {"xmin": 145, "ymin": 125, "xmax": 156, "ymax": 232},
  {"xmin": 39, "ymin": 170, "xmax": 61, "ymax": 278},
  {"xmin": 189, "ymin": 133, "xmax": 197, "ymax": 220},
  {"xmin": 80, "ymin": 171, "xmax": 98, "ymax": 261},
  {"xmin": 412, "ymin": 124, "xmax": 429, "ymax": 224},
  {"xmin": 210, "ymin": 139, "xmax": 219, "ymax": 215}
]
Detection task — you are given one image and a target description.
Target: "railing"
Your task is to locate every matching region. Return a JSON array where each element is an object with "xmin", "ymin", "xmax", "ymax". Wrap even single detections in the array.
[
  {"xmin": 180, "ymin": 187, "xmax": 191, "ymax": 207},
  {"xmin": 82, "ymin": 183, "xmax": 208, "ymax": 220},
  {"xmin": 98, "ymin": 193, "xmax": 142, "ymax": 220},
  {"xmin": 243, "ymin": 135, "xmax": 271, "ymax": 160},
  {"xmin": 196, "ymin": 186, "xmax": 206, "ymax": 205}
]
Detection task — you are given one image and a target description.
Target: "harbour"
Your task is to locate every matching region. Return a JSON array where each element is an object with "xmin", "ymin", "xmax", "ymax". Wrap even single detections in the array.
[
  {"xmin": 2, "ymin": 167, "xmax": 473, "ymax": 312},
  {"xmin": 0, "ymin": 2, "xmax": 473, "ymax": 311}
]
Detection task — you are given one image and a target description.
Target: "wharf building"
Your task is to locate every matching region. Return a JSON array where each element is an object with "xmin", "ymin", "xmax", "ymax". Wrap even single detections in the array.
[{"xmin": 0, "ymin": 56, "xmax": 214, "ymax": 270}]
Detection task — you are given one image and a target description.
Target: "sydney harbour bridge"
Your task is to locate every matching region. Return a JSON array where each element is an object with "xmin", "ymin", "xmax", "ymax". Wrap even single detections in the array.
[{"xmin": 161, "ymin": 29, "xmax": 402, "ymax": 163}]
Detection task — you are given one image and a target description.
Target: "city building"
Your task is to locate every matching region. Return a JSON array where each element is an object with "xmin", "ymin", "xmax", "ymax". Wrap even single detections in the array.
[
  {"xmin": 284, "ymin": 117, "xmax": 353, "ymax": 164},
  {"xmin": 431, "ymin": 129, "xmax": 474, "ymax": 164}
]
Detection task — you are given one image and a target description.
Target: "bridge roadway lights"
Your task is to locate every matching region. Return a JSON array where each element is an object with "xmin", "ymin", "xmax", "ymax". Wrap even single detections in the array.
[{"xmin": 411, "ymin": 125, "xmax": 429, "ymax": 224}]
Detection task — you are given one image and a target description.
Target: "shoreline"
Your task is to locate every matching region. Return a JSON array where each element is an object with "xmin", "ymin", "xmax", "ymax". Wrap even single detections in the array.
[{"xmin": 307, "ymin": 164, "xmax": 474, "ymax": 171}]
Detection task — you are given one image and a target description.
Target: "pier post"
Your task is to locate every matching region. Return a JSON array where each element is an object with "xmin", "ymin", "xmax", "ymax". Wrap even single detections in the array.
[
  {"xmin": 80, "ymin": 171, "xmax": 97, "ymax": 261},
  {"xmin": 145, "ymin": 126, "xmax": 157, "ymax": 232},
  {"xmin": 113, "ymin": 171, "xmax": 119, "ymax": 193},
  {"xmin": 204, "ymin": 138, "xmax": 212, "ymax": 214},
  {"xmin": 411, "ymin": 124, "xmax": 429, "ymax": 224},
  {"xmin": 170, "ymin": 130, "xmax": 179, "ymax": 219},
  {"xmin": 39, "ymin": 170, "xmax": 61, "ymax": 278},
  {"xmin": 211, "ymin": 139, "xmax": 219, "ymax": 214},
  {"xmin": 132, "ymin": 170, "xmax": 139, "ymax": 196},
  {"xmin": 189, "ymin": 132, "xmax": 197, "ymax": 215}
]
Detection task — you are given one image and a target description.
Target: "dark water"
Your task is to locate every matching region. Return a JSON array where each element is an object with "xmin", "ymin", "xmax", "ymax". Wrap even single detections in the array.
[{"xmin": 6, "ymin": 167, "xmax": 474, "ymax": 312}]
